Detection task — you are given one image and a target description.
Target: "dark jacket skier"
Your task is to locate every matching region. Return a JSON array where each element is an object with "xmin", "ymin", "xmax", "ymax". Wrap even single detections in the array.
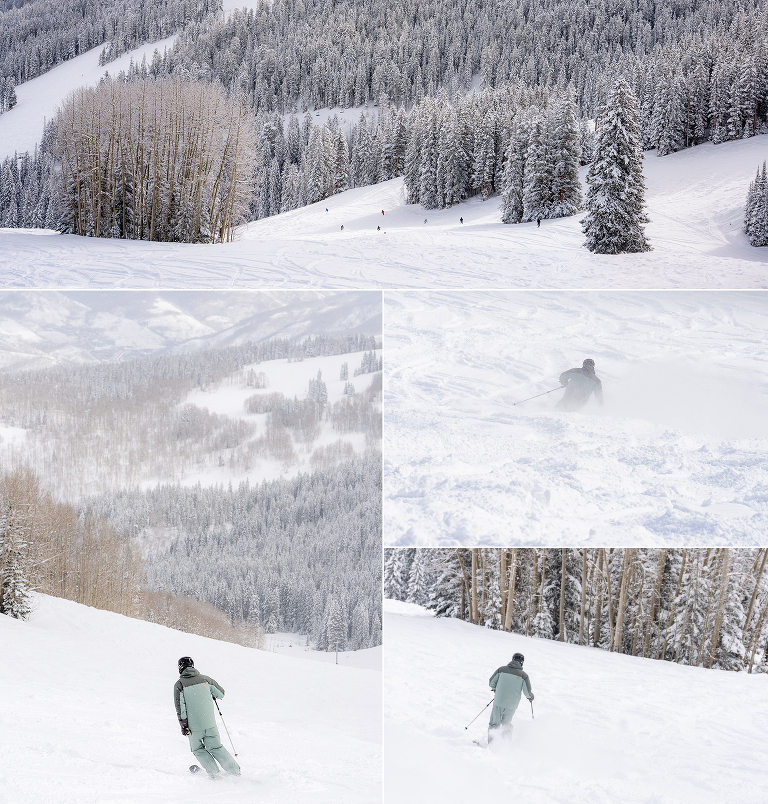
[
  {"xmin": 174, "ymin": 657, "xmax": 240, "ymax": 779},
  {"xmin": 556, "ymin": 358, "xmax": 603, "ymax": 412},
  {"xmin": 488, "ymin": 653, "xmax": 533, "ymax": 742}
]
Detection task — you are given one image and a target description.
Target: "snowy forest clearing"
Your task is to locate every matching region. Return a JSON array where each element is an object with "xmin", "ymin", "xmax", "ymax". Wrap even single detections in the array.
[
  {"xmin": 384, "ymin": 291, "xmax": 768, "ymax": 544},
  {"xmin": 383, "ymin": 599, "xmax": 767, "ymax": 804},
  {"xmin": 2, "ymin": 135, "xmax": 768, "ymax": 287},
  {"xmin": 264, "ymin": 632, "xmax": 381, "ymax": 669},
  {"xmin": 1, "ymin": 594, "xmax": 381, "ymax": 804}
]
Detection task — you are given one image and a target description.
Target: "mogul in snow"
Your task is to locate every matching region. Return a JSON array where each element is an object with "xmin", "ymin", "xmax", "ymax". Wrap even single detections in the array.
[
  {"xmin": 488, "ymin": 652, "xmax": 534, "ymax": 742},
  {"xmin": 556, "ymin": 358, "xmax": 603, "ymax": 412},
  {"xmin": 174, "ymin": 657, "xmax": 241, "ymax": 780}
]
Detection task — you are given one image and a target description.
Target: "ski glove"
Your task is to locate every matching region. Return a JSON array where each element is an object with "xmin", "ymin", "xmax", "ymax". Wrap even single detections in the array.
[
  {"xmin": 529, "ymin": 693, "xmax": 535, "ymax": 701},
  {"xmin": 180, "ymin": 719, "xmax": 191, "ymax": 736}
]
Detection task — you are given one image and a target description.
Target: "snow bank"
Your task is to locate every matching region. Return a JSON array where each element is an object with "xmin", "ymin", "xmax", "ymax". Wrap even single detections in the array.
[
  {"xmin": 1, "ymin": 594, "xmax": 381, "ymax": 804},
  {"xmin": 383, "ymin": 600, "xmax": 768, "ymax": 804},
  {"xmin": 384, "ymin": 291, "xmax": 768, "ymax": 544}
]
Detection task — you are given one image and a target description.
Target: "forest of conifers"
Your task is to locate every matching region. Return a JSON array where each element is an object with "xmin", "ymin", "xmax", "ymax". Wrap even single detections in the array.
[
  {"xmin": 385, "ymin": 548, "xmax": 768, "ymax": 674},
  {"xmin": 2, "ymin": 0, "xmax": 768, "ymax": 238}
]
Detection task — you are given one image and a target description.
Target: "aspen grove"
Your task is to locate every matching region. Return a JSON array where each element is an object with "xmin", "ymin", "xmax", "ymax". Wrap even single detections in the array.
[
  {"xmin": 52, "ymin": 78, "xmax": 258, "ymax": 242},
  {"xmin": 385, "ymin": 548, "xmax": 768, "ymax": 674}
]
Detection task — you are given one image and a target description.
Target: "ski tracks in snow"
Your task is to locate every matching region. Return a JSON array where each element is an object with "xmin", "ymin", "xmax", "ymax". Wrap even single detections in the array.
[{"xmin": 384, "ymin": 291, "xmax": 768, "ymax": 545}]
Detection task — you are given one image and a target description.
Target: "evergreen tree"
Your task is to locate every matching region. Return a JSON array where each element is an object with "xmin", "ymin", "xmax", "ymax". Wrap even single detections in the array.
[{"xmin": 582, "ymin": 78, "xmax": 650, "ymax": 254}]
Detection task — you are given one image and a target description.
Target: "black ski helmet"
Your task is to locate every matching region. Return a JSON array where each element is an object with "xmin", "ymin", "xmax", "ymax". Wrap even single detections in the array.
[
  {"xmin": 512, "ymin": 652, "xmax": 525, "ymax": 666},
  {"xmin": 583, "ymin": 358, "xmax": 595, "ymax": 371},
  {"xmin": 178, "ymin": 656, "xmax": 194, "ymax": 674}
]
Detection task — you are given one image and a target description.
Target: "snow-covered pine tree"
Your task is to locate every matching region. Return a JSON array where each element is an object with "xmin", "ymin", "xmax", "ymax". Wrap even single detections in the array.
[
  {"xmin": 0, "ymin": 504, "xmax": 33, "ymax": 620},
  {"xmin": 582, "ymin": 77, "xmax": 650, "ymax": 254},
  {"xmin": 549, "ymin": 85, "xmax": 582, "ymax": 218},
  {"xmin": 406, "ymin": 550, "xmax": 428, "ymax": 606}
]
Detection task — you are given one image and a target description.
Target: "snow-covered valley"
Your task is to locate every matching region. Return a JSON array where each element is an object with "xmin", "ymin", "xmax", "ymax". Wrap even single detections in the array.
[
  {"xmin": 1, "ymin": 594, "xmax": 381, "ymax": 804},
  {"xmin": 383, "ymin": 599, "xmax": 768, "ymax": 804},
  {"xmin": 2, "ymin": 133, "xmax": 768, "ymax": 288},
  {"xmin": 384, "ymin": 291, "xmax": 768, "ymax": 545}
]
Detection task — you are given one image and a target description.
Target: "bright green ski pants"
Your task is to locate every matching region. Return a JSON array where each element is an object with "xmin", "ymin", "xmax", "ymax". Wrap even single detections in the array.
[{"xmin": 188, "ymin": 726, "xmax": 240, "ymax": 777}]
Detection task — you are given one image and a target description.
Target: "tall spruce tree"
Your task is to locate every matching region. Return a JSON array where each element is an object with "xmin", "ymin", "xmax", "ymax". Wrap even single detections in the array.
[{"xmin": 582, "ymin": 78, "xmax": 650, "ymax": 254}]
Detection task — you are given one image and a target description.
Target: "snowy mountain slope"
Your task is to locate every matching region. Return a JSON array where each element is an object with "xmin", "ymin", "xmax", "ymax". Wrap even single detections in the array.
[
  {"xmin": 1, "ymin": 594, "xmax": 381, "ymax": 804},
  {"xmin": 3, "ymin": 136, "xmax": 768, "ymax": 288},
  {"xmin": 0, "ymin": 36, "xmax": 178, "ymax": 161},
  {"xmin": 383, "ymin": 291, "xmax": 768, "ymax": 545},
  {"xmin": 383, "ymin": 599, "xmax": 767, "ymax": 804},
  {"xmin": 0, "ymin": 290, "xmax": 381, "ymax": 371}
]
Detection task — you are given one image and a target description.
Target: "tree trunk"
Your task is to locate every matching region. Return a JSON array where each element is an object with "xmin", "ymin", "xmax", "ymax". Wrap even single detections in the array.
[
  {"xmin": 559, "ymin": 548, "xmax": 567, "ymax": 641},
  {"xmin": 503, "ymin": 548, "xmax": 518, "ymax": 632},
  {"xmin": 643, "ymin": 549, "xmax": 667, "ymax": 658},
  {"xmin": 612, "ymin": 549, "xmax": 632, "ymax": 653},
  {"xmin": 579, "ymin": 549, "xmax": 587, "ymax": 646},
  {"xmin": 706, "ymin": 549, "xmax": 730, "ymax": 669}
]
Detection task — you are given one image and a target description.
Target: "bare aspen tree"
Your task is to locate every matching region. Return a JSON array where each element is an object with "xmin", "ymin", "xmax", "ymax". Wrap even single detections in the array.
[
  {"xmin": 612, "ymin": 548, "xmax": 632, "ymax": 652},
  {"xmin": 744, "ymin": 548, "xmax": 767, "ymax": 634},
  {"xmin": 579, "ymin": 548, "xmax": 587, "ymax": 645},
  {"xmin": 603, "ymin": 548, "xmax": 615, "ymax": 651},
  {"xmin": 503, "ymin": 548, "xmax": 517, "ymax": 632},
  {"xmin": 471, "ymin": 548, "xmax": 479, "ymax": 625},
  {"xmin": 642, "ymin": 548, "xmax": 667, "ymax": 658},
  {"xmin": 706, "ymin": 548, "xmax": 730, "ymax": 669},
  {"xmin": 593, "ymin": 549, "xmax": 604, "ymax": 647},
  {"xmin": 559, "ymin": 548, "xmax": 567, "ymax": 641},
  {"xmin": 500, "ymin": 549, "xmax": 507, "ymax": 624}
]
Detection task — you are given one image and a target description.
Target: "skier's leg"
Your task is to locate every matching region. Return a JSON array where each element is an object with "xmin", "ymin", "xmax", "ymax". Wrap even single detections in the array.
[
  {"xmin": 202, "ymin": 727, "xmax": 241, "ymax": 775},
  {"xmin": 189, "ymin": 731, "xmax": 220, "ymax": 777},
  {"xmin": 487, "ymin": 704, "xmax": 505, "ymax": 743}
]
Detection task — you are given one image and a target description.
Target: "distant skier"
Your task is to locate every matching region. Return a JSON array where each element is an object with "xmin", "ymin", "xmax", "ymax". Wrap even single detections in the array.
[
  {"xmin": 460, "ymin": 217, "xmax": 463, "ymax": 224},
  {"xmin": 174, "ymin": 657, "xmax": 240, "ymax": 780},
  {"xmin": 537, "ymin": 217, "xmax": 541, "ymax": 228},
  {"xmin": 556, "ymin": 358, "xmax": 603, "ymax": 412},
  {"xmin": 424, "ymin": 218, "xmax": 428, "ymax": 224},
  {"xmin": 381, "ymin": 210, "xmax": 385, "ymax": 215},
  {"xmin": 377, "ymin": 225, "xmax": 381, "ymax": 230},
  {"xmin": 340, "ymin": 225, "xmax": 344, "ymax": 231},
  {"xmin": 488, "ymin": 653, "xmax": 533, "ymax": 743},
  {"xmin": 325, "ymin": 208, "xmax": 328, "ymax": 212}
]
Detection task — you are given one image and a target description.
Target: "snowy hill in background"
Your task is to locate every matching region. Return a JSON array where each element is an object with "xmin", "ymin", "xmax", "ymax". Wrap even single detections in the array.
[
  {"xmin": 1, "ymin": 594, "xmax": 381, "ymax": 804},
  {"xmin": 0, "ymin": 290, "xmax": 381, "ymax": 371},
  {"xmin": 384, "ymin": 291, "xmax": 768, "ymax": 544},
  {"xmin": 383, "ymin": 599, "xmax": 767, "ymax": 804},
  {"xmin": 3, "ymin": 136, "xmax": 768, "ymax": 287},
  {"xmin": 0, "ymin": 36, "xmax": 178, "ymax": 161}
]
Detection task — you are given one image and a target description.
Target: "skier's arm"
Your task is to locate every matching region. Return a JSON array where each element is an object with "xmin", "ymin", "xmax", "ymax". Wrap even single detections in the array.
[
  {"xmin": 522, "ymin": 677, "xmax": 534, "ymax": 701},
  {"xmin": 559, "ymin": 369, "xmax": 577, "ymax": 386},
  {"xmin": 174, "ymin": 680, "xmax": 186, "ymax": 720},
  {"xmin": 204, "ymin": 676, "xmax": 225, "ymax": 699},
  {"xmin": 489, "ymin": 670, "xmax": 500, "ymax": 691},
  {"xmin": 594, "ymin": 378, "xmax": 603, "ymax": 405}
]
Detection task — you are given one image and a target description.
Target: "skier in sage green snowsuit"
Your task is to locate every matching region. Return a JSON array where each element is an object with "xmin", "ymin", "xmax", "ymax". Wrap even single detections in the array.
[
  {"xmin": 488, "ymin": 652, "xmax": 533, "ymax": 743},
  {"xmin": 174, "ymin": 657, "xmax": 241, "ymax": 779}
]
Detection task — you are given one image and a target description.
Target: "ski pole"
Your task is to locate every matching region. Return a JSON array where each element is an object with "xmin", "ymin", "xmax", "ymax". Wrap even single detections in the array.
[
  {"xmin": 214, "ymin": 698, "xmax": 238, "ymax": 756},
  {"xmin": 464, "ymin": 699, "xmax": 494, "ymax": 729},
  {"xmin": 530, "ymin": 699, "xmax": 534, "ymax": 719},
  {"xmin": 512, "ymin": 386, "xmax": 562, "ymax": 406}
]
